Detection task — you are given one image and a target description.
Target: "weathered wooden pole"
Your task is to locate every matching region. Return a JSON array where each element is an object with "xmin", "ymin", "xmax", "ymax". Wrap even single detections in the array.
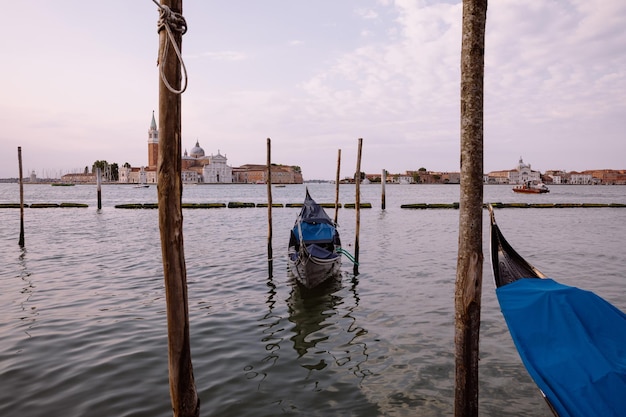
[
  {"xmin": 18, "ymin": 147, "xmax": 24, "ymax": 247},
  {"xmin": 354, "ymin": 138, "xmax": 363, "ymax": 275},
  {"xmin": 96, "ymin": 167, "xmax": 102, "ymax": 210},
  {"xmin": 334, "ymin": 149, "xmax": 341, "ymax": 224},
  {"xmin": 156, "ymin": 1, "xmax": 199, "ymax": 416},
  {"xmin": 266, "ymin": 138, "xmax": 273, "ymax": 277},
  {"xmin": 381, "ymin": 169, "xmax": 386, "ymax": 210},
  {"xmin": 454, "ymin": 0, "xmax": 487, "ymax": 416}
]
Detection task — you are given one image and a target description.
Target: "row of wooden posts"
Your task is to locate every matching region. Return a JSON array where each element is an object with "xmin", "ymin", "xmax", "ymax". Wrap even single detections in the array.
[{"xmin": 14, "ymin": 0, "xmax": 487, "ymax": 415}]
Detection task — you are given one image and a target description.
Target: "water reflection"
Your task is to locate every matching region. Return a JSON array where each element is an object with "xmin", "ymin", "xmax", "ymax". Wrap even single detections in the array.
[
  {"xmin": 286, "ymin": 274, "xmax": 371, "ymax": 380},
  {"xmin": 287, "ymin": 277, "xmax": 343, "ymax": 360},
  {"xmin": 18, "ymin": 247, "xmax": 37, "ymax": 337}
]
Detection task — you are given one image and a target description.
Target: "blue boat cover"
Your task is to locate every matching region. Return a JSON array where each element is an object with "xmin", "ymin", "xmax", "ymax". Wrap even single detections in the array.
[
  {"xmin": 497, "ymin": 278, "xmax": 626, "ymax": 417},
  {"xmin": 293, "ymin": 221, "xmax": 335, "ymax": 243}
]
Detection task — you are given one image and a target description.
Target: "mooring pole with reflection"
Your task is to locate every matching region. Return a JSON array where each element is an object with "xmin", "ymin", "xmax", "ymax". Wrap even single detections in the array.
[
  {"xmin": 96, "ymin": 168, "xmax": 102, "ymax": 210},
  {"xmin": 18, "ymin": 147, "xmax": 25, "ymax": 247},
  {"xmin": 266, "ymin": 137, "xmax": 273, "ymax": 277},
  {"xmin": 354, "ymin": 138, "xmax": 363, "ymax": 275}
]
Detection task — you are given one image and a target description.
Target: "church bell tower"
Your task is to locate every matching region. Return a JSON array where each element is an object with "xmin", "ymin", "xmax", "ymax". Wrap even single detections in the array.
[{"xmin": 148, "ymin": 111, "xmax": 159, "ymax": 169}]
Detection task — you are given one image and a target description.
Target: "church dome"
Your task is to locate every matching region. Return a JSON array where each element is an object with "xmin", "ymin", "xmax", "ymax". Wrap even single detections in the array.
[{"xmin": 190, "ymin": 140, "xmax": 205, "ymax": 158}]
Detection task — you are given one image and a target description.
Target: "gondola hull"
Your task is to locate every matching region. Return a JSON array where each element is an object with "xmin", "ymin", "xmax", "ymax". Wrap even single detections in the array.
[
  {"xmin": 488, "ymin": 205, "xmax": 626, "ymax": 417},
  {"xmin": 288, "ymin": 245, "xmax": 342, "ymax": 289}
]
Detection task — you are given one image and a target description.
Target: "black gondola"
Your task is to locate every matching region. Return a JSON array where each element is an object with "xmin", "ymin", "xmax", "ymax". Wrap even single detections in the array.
[{"xmin": 288, "ymin": 189, "xmax": 342, "ymax": 288}]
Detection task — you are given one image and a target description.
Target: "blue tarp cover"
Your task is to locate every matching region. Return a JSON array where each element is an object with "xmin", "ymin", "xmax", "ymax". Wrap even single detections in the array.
[
  {"xmin": 293, "ymin": 221, "xmax": 335, "ymax": 243},
  {"xmin": 497, "ymin": 278, "xmax": 626, "ymax": 417}
]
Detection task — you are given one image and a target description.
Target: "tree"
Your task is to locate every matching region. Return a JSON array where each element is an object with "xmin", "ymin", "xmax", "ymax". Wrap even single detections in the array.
[
  {"xmin": 92, "ymin": 160, "xmax": 108, "ymax": 174},
  {"xmin": 354, "ymin": 171, "xmax": 366, "ymax": 182},
  {"xmin": 110, "ymin": 163, "xmax": 119, "ymax": 182}
]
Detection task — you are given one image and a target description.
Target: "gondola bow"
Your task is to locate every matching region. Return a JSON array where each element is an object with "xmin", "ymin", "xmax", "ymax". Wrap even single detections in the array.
[{"xmin": 488, "ymin": 205, "xmax": 626, "ymax": 417}]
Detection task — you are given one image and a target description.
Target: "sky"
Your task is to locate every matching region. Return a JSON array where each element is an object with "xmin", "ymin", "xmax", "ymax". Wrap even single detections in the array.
[{"xmin": 1, "ymin": 0, "xmax": 625, "ymax": 180}]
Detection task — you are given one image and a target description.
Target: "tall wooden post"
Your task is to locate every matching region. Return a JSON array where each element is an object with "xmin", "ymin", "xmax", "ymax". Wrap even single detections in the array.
[
  {"xmin": 156, "ymin": 1, "xmax": 199, "ymax": 416},
  {"xmin": 96, "ymin": 168, "xmax": 102, "ymax": 210},
  {"xmin": 266, "ymin": 138, "xmax": 273, "ymax": 277},
  {"xmin": 455, "ymin": 0, "xmax": 487, "ymax": 416},
  {"xmin": 334, "ymin": 149, "xmax": 341, "ymax": 224},
  {"xmin": 353, "ymin": 138, "xmax": 363, "ymax": 275},
  {"xmin": 18, "ymin": 147, "xmax": 24, "ymax": 247},
  {"xmin": 381, "ymin": 169, "xmax": 386, "ymax": 210}
]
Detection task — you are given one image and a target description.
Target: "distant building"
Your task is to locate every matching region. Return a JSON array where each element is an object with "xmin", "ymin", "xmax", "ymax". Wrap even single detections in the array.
[
  {"xmin": 118, "ymin": 113, "xmax": 233, "ymax": 184},
  {"xmin": 582, "ymin": 169, "xmax": 626, "ymax": 185},
  {"xmin": 485, "ymin": 157, "xmax": 541, "ymax": 184},
  {"xmin": 233, "ymin": 164, "xmax": 303, "ymax": 184},
  {"xmin": 60, "ymin": 172, "xmax": 97, "ymax": 184},
  {"xmin": 569, "ymin": 171, "xmax": 593, "ymax": 185}
]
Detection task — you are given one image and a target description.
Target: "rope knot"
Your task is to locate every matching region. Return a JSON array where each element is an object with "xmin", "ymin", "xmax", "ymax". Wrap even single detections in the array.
[
  {"xmin": 153, "ymin": 1, "xmax": 188, "ymax": 95},
  {"xmin": 157, "ymin": 4, "xmax": 187, "ymax": 35}
]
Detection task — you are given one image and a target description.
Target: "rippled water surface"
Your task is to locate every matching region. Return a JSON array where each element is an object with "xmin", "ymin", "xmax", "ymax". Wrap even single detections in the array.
[{"xmin": 1, "ymin": 183, "xmax": 625, "ymax": 416}]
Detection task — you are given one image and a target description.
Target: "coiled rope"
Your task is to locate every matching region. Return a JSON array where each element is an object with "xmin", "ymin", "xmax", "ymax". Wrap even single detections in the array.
[{"xmin": 152, "ymin": 0, "xmax": 188, "ymax": 94}]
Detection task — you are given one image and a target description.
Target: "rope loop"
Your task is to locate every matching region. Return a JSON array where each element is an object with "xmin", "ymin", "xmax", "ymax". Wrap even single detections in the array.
[{"xmin": 152, "ymin": 0, "xmax": 188, "ymax": 94}]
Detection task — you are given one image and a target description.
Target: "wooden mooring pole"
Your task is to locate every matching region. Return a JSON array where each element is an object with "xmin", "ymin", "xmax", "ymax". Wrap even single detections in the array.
[
  {"xmin": 353, "ymin": 138, "xmax": 363, "ymax": 275},
  {"xmin": 334, "ymin": 149, "xmax": 341, "ymax": 224},
  {"xmin": 454, "ymin": 0, "xmax": 487, "ymax": 416},
  {"xmin": 96, "ymin": 168, "xmax": 102, "ymax": 210},
  {"xmin": 156, "ymin": 1, "xmax": 199, "ymax": 416},
  {"xmin": 266, "ymin": 138, "xmax": 273, "ymax": 277},
  {"xmin": 18, "ymin": 147, "xmax": 25, "ymax": 247},
  {"xmin": 381, "ymin": 169, "xmax": 386, "ymax": 210}
]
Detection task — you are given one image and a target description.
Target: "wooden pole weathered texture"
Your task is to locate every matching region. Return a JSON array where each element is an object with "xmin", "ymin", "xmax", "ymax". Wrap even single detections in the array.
[
  {"xmin": 334, "ymin": 149, "xmax": 341, "ymax": 224},
  {"xmin": 18, "ymin": 147, "xmax": 24, "ymax": 247},
  {"xmin": 354, "ymin": 138, "xmax": 362, "ymax": 275},
  {"xmin": 156, "ymin": 1, "xmax": 199, "ymax": 416},
  {"xmin": 454, "ymin": 1, "xmax": 487, "ymax": 416},
  {"xmin": 266, "ymin": 138, "xmax": 273, "ymax": 277}
]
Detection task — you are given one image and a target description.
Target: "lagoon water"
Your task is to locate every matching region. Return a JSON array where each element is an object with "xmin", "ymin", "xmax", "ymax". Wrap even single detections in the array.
[{"xmin": 1, "ymin": 183, "xmax": 625, "ymax": 416}]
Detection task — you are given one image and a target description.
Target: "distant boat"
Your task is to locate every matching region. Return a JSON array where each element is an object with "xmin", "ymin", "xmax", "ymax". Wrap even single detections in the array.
[
  {"xmin": 288, "ymin": 189, "xmax": 342, "ymax": 288},
  {"xmin": 488, "ymin": 204, "xmax": 626, "ymax": 417},
  {"xmin": 134, "ymin": 184, "xmax": 149, "ymax": 188},
  {"xmin": 51, "ymin": 183, "xmax": 75, "ymax": 186},
  {"xmin": 512, "ymin": 182, "xmax": 549, "ymax": 194}
]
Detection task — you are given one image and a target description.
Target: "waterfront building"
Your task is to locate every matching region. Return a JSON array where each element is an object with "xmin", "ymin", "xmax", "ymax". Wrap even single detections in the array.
[
  {"xmin": 119, "ymin": 113, "xmax": 233, "ymax": 184},
  {"xmin": 484, "ymin": 157, "xmax": 541, "ymax": 184},
  {"xmin": 116, "ymin": 112, "xmax": 305, "ymax": 184},
  {"xmin": 569, "ymin": 172, "xmax": 593, "ymax": 185},
  {"xmin": 233, "ymin": 164, "xmax": 303, "ymax": 184},
  {"xmin": 582, "ymin": 169, "xmax": 626, "ymax": 185},
  {"xmin": 202, "ymin": 151, "xmax": 232, "ymax": 183}
]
